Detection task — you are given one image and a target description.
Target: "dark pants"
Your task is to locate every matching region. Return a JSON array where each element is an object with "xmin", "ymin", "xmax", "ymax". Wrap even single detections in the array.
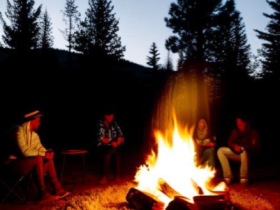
[
  {"xmin": 195, "ymin": 147, "xmax": 215, "ymax": 168},
  {"xmin": 98, "ymin": 146, "xmax": 121, "ymax": 179},
  {"xmin": 8, "ymin": 157, "xmax": 59, "ymax": 190}
]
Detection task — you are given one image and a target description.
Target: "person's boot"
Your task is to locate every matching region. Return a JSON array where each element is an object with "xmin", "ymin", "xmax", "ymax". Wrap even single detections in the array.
[
  {"xmin": 37, "ymin": 188, "xmax": 58, "ymax": 203},
  {"xmin": 223, "ymin": 178, "xmax": 232, "ymax": 185},
  {"xmin": 52, "ymin": 178, "xmax": 71, "ymax": 198},
  {"xmin": 240, "ymin": 178, "xmax": 249, "ymax": 188}
]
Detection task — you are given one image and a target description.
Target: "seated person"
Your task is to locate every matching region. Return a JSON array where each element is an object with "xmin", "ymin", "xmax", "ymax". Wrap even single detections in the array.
[
  {"xmin": 2, "ymin": 110, "xmax": 70, "ymax": 202},
  {"xmin": 217, "ymin": 113, "xmax": 261, "ymax": 186},
  {"xmin": 193, "ymin": 118, "xmax": 216, "ymax": 168},
  {"xmin": 96, "ymin": 108, "xmax": 125, "ymax": 185}
]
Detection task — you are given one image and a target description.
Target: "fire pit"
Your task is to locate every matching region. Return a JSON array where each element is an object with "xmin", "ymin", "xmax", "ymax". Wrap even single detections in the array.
[
  {"xmin": 126, "ymin": 113, "xmax": 232, "ymax": 210},
  {"xmin": 126, "ymin": 185, "xmax": 231, "ymax": 210}
]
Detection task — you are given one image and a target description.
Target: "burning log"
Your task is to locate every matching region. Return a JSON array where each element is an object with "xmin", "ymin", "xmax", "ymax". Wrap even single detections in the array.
[
  {"xmin": 166, "ymin": 194, "xmax": 232, "ymax": 210},
  {"xmin": 158, "ymin": 177, "xmax": 203, "ymax": 196},
  {"xmin": 126, "ymin": 188, "xmax": 165, "ymax": 210},
  {"xmin": 126, "ymin": 182, "xmax": 231, "ymax": 210},
  {"xmin": 193, "ymin": 194, "xmax": 231, "ymax": 210},
  {"xmin": 157, "ymin": 178, "xmax": 184, "ymax": 199},
  {"xmin": 190, "ymin": 178, "xmax": 203, "ymax": 195},
  {"xmin": 166, "ymin": 196, "xmax": 195, "ymax": 210},
  {"xmin": 126, "ymin": 179, "xmax": 195, "ymax": 210}
]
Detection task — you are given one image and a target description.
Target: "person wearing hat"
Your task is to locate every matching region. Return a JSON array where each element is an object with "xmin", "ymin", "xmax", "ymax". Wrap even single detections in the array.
[
  {"xmin": 2, "ymin": 110, "xmax": 70, "ymax": 202},
  {"xmin": 96, "ymin": 108, "xmax": 125, "ymax": 185}
]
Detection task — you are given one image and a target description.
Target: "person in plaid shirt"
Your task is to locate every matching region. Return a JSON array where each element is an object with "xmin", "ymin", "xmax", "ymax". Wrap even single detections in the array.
[{"xmin": 96, "ymin": 108, "xmax": 124, "ymax": 185}]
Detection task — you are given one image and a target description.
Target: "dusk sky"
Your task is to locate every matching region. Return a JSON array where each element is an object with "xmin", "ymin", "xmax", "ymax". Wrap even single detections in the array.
[{"xmin": 0, "ymin": 0, "xmax": 273, "ymax": 68}]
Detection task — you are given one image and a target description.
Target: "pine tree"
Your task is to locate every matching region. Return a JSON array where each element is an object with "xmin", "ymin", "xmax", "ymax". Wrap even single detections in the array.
[
  {"xmin": 0, "ymin": 0, "xmax": 42, "ymax": 52},
  {"xmin": 164, "ymin": 0, "xmax": 223, "ymax": 65},
  {"xmin": 164, "ymin": 50, "xmax": 174, "ymax": 71},
  {"xmin": 255, "ymin": 0, "xmax": 280, "ymax": 80},
  {"xmin": 146, "ymin": 42, "xmax": 161, "ymax": 71},
  {"xmin": 249, "ymin": 52, "xmax": 263, "ymax": 79},
  {"xmin": 74, "ymin": 0, "xmax": 125, "ymax": 60},
  {"xmin": 39, "ymin": 9, "xmax": 53, "ymax": 49},
  {"xmin": 177, "ymin": 50, "xmax": 185, "ymax": 71},
  {"xmin": 213, "ymin": 0, "xmax": 251, "ymax": 76},
  {"xmin": 61, "ymin": 0, "xmax": 80, "ymax": 53}
]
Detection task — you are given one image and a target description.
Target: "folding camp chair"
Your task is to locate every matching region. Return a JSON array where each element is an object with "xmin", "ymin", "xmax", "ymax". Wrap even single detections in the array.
[{"xmin": 0, "ymin": 162, "xmax": 35, "ymax": 203}]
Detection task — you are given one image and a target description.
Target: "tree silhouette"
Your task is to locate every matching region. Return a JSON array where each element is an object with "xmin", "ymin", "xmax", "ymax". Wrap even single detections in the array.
[
  {"xmin": 61, "ymin": 0, "xmax": 80, "ymax": 54},
  {"xmin": 255, "ymin": 0, "xmax": 280, "ymax": 80},
  {"xmin": 164, "ymin": 0, "xmax": 223, "ymax": 65},
  {"xmin": 214, "ymin": 0, "xmax": 251, "ymax": 77},
  {"xmin": 164, "ymin": 50, "xmax": 174, "ymax": 71},
  {"xmin": 39, "ymin": 9, "xmax": 53, "ymax": 49},
  {"xmin": 176, "ymin": 50, "xmax": 185, "ymax": 71},
  {"xmin": 146, "ymin": 42, "xmax": 161, "ymax": 71},
  {"xmin": 74, "ymin": 0, "xmax": 125, "ymax": 60},
  {"xmin": 0, "ymin": 0, "xmax": 42, "ymax": 52}
]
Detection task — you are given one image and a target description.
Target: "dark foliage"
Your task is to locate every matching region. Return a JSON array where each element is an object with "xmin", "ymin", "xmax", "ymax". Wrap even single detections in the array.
[
  {"xmin": 39, "ymin": 9, "xmax": 54, "ymax": 50},
  {"xmin": 165, "ymin": 0, "xmax": 223, "ymax": 64},
  {"xmin": 146, "ymin": 42, "xmax": 161, "ymax": 71},
  {"xmin": 214, "ymin": 0, "xmax": 251, "ymax": 76},
  {"xmin": 255, "ymin": 0, "xmax": 280, "ymax": 81},
  {"xmin": 74, "ymin": 0, "xmax": 125, "ymax": 62},
  {"xmin": 0, "ymin": 0, "xmax": 42, "ymax": 52},
  {"xmin": 61, "ymin": 0, "xmax": 80, "ymax": 54}
]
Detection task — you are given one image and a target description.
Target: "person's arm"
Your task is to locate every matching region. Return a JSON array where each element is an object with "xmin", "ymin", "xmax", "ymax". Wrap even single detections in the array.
[
  {"xmin": 15, "ymin": 126, "xmax": 46, "ymax": 157},
  {"xmin": 31, "ymin": 132, "xmax": 47, "ymax": 156},
  {"xmin": 243, "ymin": 130, "xmax": 261, "ymax": 153},
  {"xmin": 114, "ymin": 121, "xmax": 124, "ymax": 145},
  {"xmin": 96, "ymin": 121, "xmax": 110, "ymax": 146},
  {"xmin": 114, "ymin": 121, "xmax": 124, "ymax": 137},
  {"xmin": 44, "ymin": 149, "xmax": 54, "ymax": 159},
  {"xmin": 202, "ymin": 140, "xmax": 216, "ymax": 147},
  {"xmin": 228, "ymin": 129, "xmax": 242, "ymax": 153},
  {"xmin": 194, "ymin": 132, "xmax": 216, "ymax": 147}
]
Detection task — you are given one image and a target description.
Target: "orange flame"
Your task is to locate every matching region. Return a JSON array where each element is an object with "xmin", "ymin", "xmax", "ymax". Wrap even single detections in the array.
[{"xmin": 134, "ymin": 113, "xmax": 225, "ymax": 208}]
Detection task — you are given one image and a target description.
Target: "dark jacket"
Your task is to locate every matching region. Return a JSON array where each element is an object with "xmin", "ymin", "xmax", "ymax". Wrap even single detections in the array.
[{"xmin": 228, "ymin": 126, "xmax": 261, "ymax": 154}]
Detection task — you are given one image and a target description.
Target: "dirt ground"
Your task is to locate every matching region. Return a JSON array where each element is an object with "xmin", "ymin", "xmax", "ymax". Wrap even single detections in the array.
[{"xmin": 1, "ymin": 151, "xmax": 280, "ymax": 210}]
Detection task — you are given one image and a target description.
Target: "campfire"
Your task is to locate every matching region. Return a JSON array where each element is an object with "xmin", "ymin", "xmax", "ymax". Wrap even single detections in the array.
[{"xmin": 126, "ymin": 113, "xmax": 231, "ymax": 210}]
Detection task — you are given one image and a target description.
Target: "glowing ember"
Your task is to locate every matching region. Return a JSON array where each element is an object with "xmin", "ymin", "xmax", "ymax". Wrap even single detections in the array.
[{"xmin": 134, "ymin": 113, "xmax": 226, "ymax": 208}]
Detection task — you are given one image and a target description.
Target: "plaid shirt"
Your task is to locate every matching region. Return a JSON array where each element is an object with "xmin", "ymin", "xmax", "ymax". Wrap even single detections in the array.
[{"xmin": 96, "ymin": 120, "xmax": 124, "ymax": 147}]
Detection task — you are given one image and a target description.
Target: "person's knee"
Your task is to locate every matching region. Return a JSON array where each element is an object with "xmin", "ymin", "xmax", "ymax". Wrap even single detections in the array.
[
  {"xmin": 208, "ymin": 152, "xmax": 215, "ymax": 162},
  {"xmin": 35, "ymin": 156, "xmax": 43, "ymax": 160},
  {"xmin": 217, "ymin": 147, "xmax": 223, "ymax": 157},
  {"xmin": 207, "ymin": 151, "xmax": 215, "ymax": 165},
  {"xmin": 204, "ymin": 148, "xmax": 214, "ymax": 156},
  {"xmin": 217, "ymin": 147, "xmax": 228, "ymax": 156},
  {"xmin": 35, "ymin": 156, "xmax": 44, "ymax": 165}
]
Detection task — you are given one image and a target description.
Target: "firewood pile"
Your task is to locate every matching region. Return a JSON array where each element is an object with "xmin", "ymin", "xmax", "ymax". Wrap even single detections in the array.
[{"xmin": 126, "ymin": 178, "xmax": 231, "ymax": 210}]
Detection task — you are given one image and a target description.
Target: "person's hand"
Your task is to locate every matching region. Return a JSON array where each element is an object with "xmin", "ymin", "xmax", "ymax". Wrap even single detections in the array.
[
  {"xmin": 117, "ymin": 137, "xmax": 124, "ymax": 145},
  {"xmin": 234, "ymin": 145, "xmax": 242, "ymax": 153},
  {"xmin": 101, "ymin": 137, "xmax": 110, "ymax": 144},
  {"xmin": 207, "ymin": 142, "xmax": 216, "ymax": 147},
  {"xmin": 45, "ymin": 150, "xmax": 54, "ymax": 159},
  {"xmin": 111, "ymin": 141, "xmax": 118, "ymax": 148}
]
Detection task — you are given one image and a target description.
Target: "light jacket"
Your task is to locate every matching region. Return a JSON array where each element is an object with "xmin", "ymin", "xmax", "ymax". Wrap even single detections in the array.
[{"xmin": 6, "ymin": 121, "xmax": 46, "ymax": 159}]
